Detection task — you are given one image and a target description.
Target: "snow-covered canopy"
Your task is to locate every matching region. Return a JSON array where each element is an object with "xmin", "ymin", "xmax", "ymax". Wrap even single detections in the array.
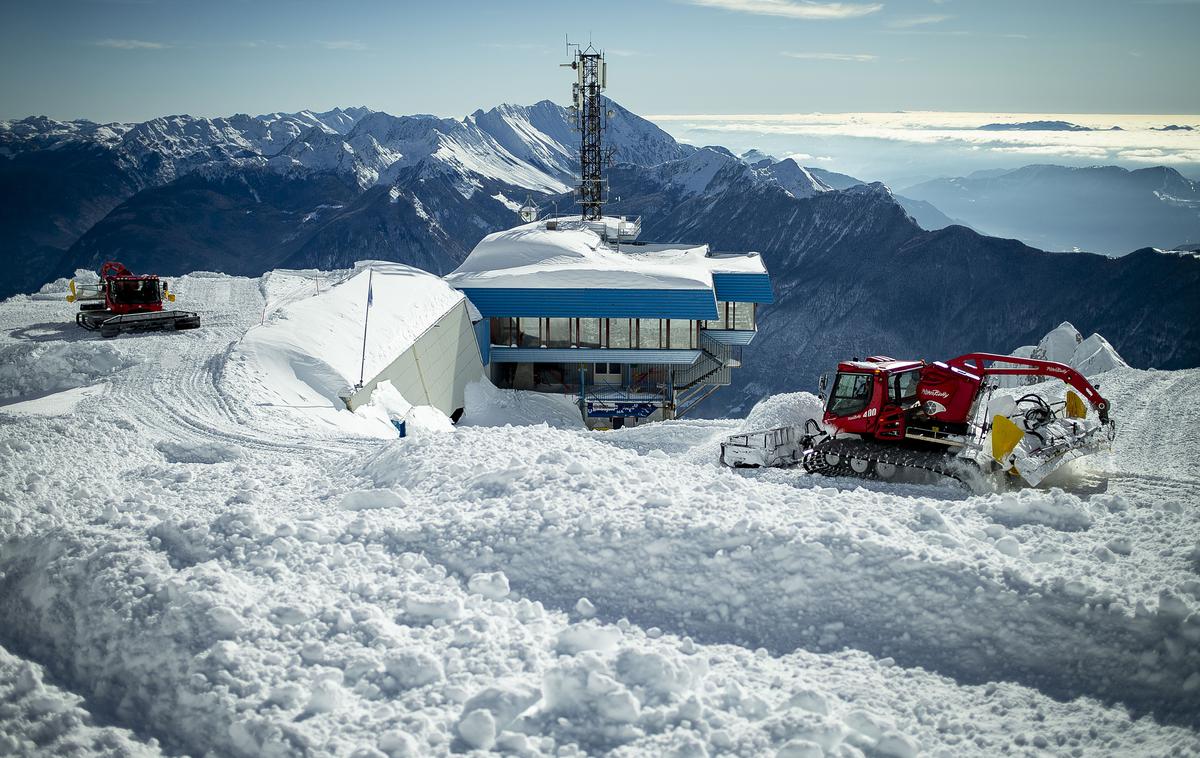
[
  {"xmin": 237, "ymin": 262, "xmax": 464, "ymax": 405},
  {"xmin": 445, "ymin": 217, "xmax": 767, "ymax": 291}
]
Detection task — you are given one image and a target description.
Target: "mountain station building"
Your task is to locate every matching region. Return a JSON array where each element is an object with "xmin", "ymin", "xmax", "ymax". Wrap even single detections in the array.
[{"xmin": 445, "ymin": 216, "xmax": 772, "ymax": 428}]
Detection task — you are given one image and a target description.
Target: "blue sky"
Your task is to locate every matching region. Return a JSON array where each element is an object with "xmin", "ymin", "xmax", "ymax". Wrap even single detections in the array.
[{"xmin": 1, "ymin": 0, "xmax": 1198, "ymax": 123}]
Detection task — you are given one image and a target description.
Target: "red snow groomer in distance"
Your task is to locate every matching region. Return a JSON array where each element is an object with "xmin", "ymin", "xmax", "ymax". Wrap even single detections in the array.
[
  {"xmin": 68, "ymin": 261, "xmax": 201, "ymax": 338},
  {"xmin": 721, "ymin": 352, "xmax": 1115, "ymax": 487}
]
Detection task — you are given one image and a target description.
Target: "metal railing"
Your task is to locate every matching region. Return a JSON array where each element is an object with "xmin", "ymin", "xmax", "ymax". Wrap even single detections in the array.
[{"xmin": 674, "ymin": 332, "xmax": 732, "ymax": 392}]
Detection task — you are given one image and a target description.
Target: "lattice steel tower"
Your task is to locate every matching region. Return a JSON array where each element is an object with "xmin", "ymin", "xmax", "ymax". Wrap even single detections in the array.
[{"xmin": 562, "ymin": 44, "xmax": 613, "ymax": 221}]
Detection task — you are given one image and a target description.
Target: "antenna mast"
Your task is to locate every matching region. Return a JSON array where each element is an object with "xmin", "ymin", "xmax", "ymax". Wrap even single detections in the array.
[{"xmin": 562, "ymin": 42, "xmax": 612, "ymax": 221}]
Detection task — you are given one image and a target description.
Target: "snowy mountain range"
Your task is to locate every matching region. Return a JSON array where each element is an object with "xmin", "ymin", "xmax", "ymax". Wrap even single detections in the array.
[
  {"xmin": 738, "ymin": 151, "xmax": 962, "ymax": 232},
  {"xmin": 3, "ymin": 101, "xmax": 1199, "ymax": 416},
  {"xmin": 0, "ymin": 100, "xmax": 690, "ymax": 295},
  {"xmin": 901, "ymin": 164, "xmax": 1200, "ymax": 255}
]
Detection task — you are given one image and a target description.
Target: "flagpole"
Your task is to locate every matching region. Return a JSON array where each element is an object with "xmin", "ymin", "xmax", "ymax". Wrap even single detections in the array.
[{"xmin": 357, "ymin": 267, "xmax": 373, "ymax": 388}]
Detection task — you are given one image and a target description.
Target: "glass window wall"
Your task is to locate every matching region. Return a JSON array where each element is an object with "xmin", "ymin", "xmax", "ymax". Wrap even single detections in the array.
[
  {"xmin": 546, "ymin": 317, "xmax": 573, "ymax": 348},
  {"xmin": 609, "ymin": 318, "xmax": 631, "ymax": 348},
  {"xmin": 518, "ymin": 317, "xmax": 541, "ymax": 348},
  {"xmin": 705, "ymin": 302, "xmax": 728, "ymax": 330},
  {"xmin": 733, "ymin": 302, "xmax": 755, "ymax": 330},
  {"xmin": 638, "ymin": 319, "xmax": 662, "ymax": 349},
  {"xmin": 668, "ymin": 319, "xmax": 693, "ymax": 349},
  {"xmin": 578, "ymin": 318, "xmax": 601, "ymax": 348}
]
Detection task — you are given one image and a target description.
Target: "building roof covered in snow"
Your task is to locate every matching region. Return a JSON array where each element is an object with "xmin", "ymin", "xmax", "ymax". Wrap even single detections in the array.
[{"xmin": 444, "ymin": 217, "xmax": 771, "ymax": 318}]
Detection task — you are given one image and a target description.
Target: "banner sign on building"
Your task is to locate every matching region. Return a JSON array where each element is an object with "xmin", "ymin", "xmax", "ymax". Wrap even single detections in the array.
[{"xmin": 586, "ymin": 401, "xmax": 658, "ymax": 418}]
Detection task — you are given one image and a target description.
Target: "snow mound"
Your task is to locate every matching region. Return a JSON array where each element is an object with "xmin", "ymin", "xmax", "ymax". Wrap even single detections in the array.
[
  {"xmin": 30, "ymin": 269, "xmax": 99, "ymax": 301},
  {"xmin": 155, "ymin": 439, "xmax": 244, "ymax": 465},
  {"xmin": 1010, "ymin": 322, "xmax": 1127, "ymax": 377},
  {"xmin": 741, "ymin": 391, "xmax": 825, "ymax": 433},
  {"xmin": 0, "ymin": 342, "xmax": 134, "ymax": 403},
  {"xmin": 0, "ymin": 644, "xmax": 162, "ymax": 756},
  {"xmin": 458, "ymin": 379, "xmax": 585, "ymax": 429},
  {"xmin": 981, "ymin": 489, "xmax": 1095, "ymax": 531},
  {"xmin": 365, "ymin": 421, "xmax": 1200, "ymax": 725},
  {"xmin": 352, "ymin": 380, "xmax": 456, "ymax": 437}
]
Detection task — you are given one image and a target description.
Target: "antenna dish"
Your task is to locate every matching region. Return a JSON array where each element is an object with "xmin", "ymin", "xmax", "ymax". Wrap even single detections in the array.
[{"xmin": 518, "ymin": 194, "xmax": 540, "ymax": 223}]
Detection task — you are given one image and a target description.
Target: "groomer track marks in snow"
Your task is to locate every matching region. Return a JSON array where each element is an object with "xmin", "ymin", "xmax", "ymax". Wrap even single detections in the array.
[{"xmin": 2, "ymin": 269, "xmax": 1199, "ymax": 755}]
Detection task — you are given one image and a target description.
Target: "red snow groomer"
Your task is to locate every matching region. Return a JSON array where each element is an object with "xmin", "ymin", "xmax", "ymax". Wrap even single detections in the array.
[
  {"xmin": 721, "ymin": 353, "xmax": 1115, "ymax": 487},
  {"xmin": 68, "ymin": 261, "xmax": 201, "ymax": 338}
]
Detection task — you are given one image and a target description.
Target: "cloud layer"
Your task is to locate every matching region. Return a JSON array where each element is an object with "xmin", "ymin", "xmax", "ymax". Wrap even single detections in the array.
[
  {"xmin": 648, "ymin": 111, "xmax": 1200, "ymax": 166},
  {"xmin": 94, "ymin": 39, "xmax": 168, "ymax": 50},
  {"xmin": 781, "ymin": 51, "xmax": 877, "ymax": 61},
  {"xmin": 685, "ymin": 0, "xmax": 883, "ymax": 20}
]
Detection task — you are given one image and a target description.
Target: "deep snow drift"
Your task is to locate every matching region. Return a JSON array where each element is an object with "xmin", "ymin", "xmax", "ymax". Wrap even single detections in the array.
[
  {"xmin": 1011, "ymin": 321, "xmax": 1127, "ymax": 377},
  {"xmin": 1, "ymin": 270, "xmax": 1199, "ymax": 757}
]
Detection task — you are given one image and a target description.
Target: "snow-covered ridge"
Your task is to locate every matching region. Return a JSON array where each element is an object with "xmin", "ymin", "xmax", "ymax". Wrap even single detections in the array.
[{"xmin": 1, "ymin": 98, "xmax": 690, "ymax": 199}]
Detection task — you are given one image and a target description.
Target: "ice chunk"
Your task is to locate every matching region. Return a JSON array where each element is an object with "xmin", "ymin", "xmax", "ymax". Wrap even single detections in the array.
[
  {"xmin": 467, "ymin": 571, "xmax": 510, "ymax": 600},
  {"xmin": 555, "ymin": 623, "xmax": 622, "ymax": 654},
  {"xmin": 384, "ymin": 650, "xmax": 444, "ymax": 689},
  {"xmin": 457, "ymin": 708, "xmax": 496, "ymax": 750}
]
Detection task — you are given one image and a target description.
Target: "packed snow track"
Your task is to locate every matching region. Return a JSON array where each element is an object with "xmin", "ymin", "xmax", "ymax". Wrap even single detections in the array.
[{"xmin": 2, "ymin": 271, "xmax": 1199, "ymax": 757}]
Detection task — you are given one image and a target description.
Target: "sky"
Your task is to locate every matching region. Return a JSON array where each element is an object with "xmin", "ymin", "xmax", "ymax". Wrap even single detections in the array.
[
  {"xmin": 1, "ymin": 0, "xmax": 1197, "ymax": 183},
  {"xmin": 2, "ymin": 0, "xmax": 1199, "ymax": 123}
]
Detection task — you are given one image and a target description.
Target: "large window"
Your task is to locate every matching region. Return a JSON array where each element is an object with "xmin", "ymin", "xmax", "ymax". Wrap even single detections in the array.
[
  {"xmin": 547, "ymin": 317, "xmax": 573, "ymax": 348},
  {"xmin": 609, "ymin": 318, "xmax": 631, "ymax": 348},
  {"xmin": 638, "ymin": 319, "xmax": 662, "ymax": 349},
  {"xmin": 578, "ymin": 318, "xmax": 601, "ymax": 348},
  {"xmin": 491, "ymin": 317, "xmax": 514, "ymax": 346},
  {"xmin": 704, "ymin": 302, "xmax": 756, "ymax": 331},
  {"xmin": 732, "ymin": 302, "xmax": 755, "ymax": 330},
  {"xmin": 668, "ymin": 319, "xmax": 693, "ymax": 349},
  {"xmin": 518, "ymin": 317, "xmax": 541, "ymax": 348},
  {"xmin": 705, "ymin": 303, "xmax": 727, "ymax": 330},
  {"xmin": 826, "ymin": 373, "xmax": 874, "ymax": 417}
]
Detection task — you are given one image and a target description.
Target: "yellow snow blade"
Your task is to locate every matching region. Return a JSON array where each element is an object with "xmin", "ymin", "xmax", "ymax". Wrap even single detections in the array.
[
  {"xmin": 167, "ymin": 292, "xmax": 176, "ymax": 302},
  {"xmin": 991, "ymin": 415, "xmax": 1024, "ymax": 464},
  {"xmin": 1065, "ymin": 390, "xmax": 1086, "ymax": 419},
  {"xmin": 66, "ymin": 280, "xmax": 77, "ymax": 303}
]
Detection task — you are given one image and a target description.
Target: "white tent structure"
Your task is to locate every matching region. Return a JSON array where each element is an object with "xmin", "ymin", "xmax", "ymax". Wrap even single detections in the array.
[{"xmin": 235, "ymin": 262, "xmax": 484, "ymax": 428}]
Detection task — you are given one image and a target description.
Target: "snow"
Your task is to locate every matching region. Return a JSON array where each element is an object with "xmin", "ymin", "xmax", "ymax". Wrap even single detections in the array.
[
  {"xmin": 1011, "ymin": 321, "xmax": 1127, "ymax": 374},
  {"xmin": 757, "ymin": 158, "xmax": 835, "ymax": 199},
  {"xmin": 445, "ymin": 217, "xmax": 767, "ymax": 291},
  {"xmin": 0, "ymin": 341, "xmax": 133, "ymax": 403},
  {"xmin": 2, "ymin": 270, "xmax": 1200, "ymax": 756},
  {"xmin": 0, "ymin": 644, "xmax": 164, "ymax": 756},
  {"xmin": 458, "ymin": 379, "xmax": 585, "ymax": 429},
  {"xmin": 226, "ymin": 263, "xmax": 463, "ymax": 434}
]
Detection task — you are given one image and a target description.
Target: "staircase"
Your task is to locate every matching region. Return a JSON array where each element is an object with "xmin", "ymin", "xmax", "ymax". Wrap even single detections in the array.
[{"xmin": 674, "ymin": 331, "xmax": 735, "ymax": 416}]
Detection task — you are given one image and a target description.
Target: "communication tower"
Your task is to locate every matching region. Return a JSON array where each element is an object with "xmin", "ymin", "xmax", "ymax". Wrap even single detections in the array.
[{"xmin": 561, "ymin": 42, "xmax": 614, "ymax": 221}]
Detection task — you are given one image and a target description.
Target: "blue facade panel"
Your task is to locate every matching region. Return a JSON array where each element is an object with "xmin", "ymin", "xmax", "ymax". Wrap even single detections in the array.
[
  {"xmin": 457, "ymin": 288, "xmax": 719, "ymax": 319},
  {"xmin": 472, "ymin": 318, "xmax": 490, "ymax": 365},
  {"xmin": 490, "ymin": 347, "xmax": 703, "ymax": 365},
  {"xmin": 712, "ymin": 273, "xmax": 774, "ymax": 304}
]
